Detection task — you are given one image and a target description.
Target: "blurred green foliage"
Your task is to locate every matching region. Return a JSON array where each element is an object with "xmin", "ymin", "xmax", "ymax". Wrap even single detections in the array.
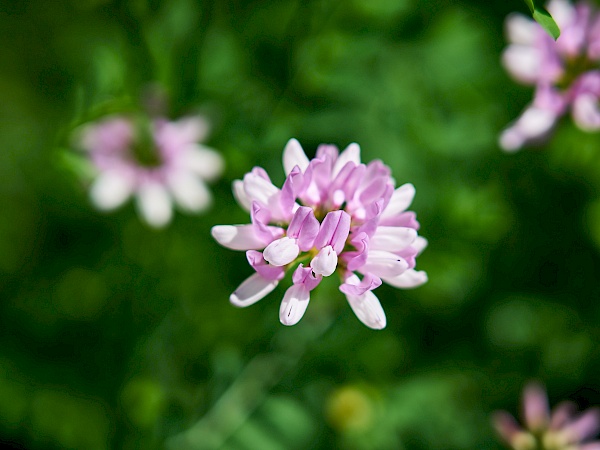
[{"xmin": 1, "ymin": 0, "xmax": 600, "ymax": 449}]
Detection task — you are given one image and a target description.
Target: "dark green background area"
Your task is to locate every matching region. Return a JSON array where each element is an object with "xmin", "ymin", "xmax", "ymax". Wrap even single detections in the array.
[{"xmin": 1, "ymin": 0, "xmax": 600, "ymax": 448}]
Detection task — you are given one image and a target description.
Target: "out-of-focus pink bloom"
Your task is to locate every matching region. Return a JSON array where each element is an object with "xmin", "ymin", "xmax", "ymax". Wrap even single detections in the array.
[
  {"xmin": 500, "ymin": 0, "xmax": 600, "ymax": 151},
  {"xmin": 493, "ymin": 382, "xmax": 600, "ymax": 450},
  {"xmin": 211, "ymin": 139, "xmax": 427, "ymax": 329},
  {"xmin": 77, "ymin": 115, "xmax": 223, "ymax": 228}
]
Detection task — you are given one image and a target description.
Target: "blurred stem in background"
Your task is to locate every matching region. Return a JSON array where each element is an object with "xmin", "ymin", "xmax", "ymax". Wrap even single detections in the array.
[{"xmin": 166, "ymin": 307, "xmax": 335, "ymax": 450}]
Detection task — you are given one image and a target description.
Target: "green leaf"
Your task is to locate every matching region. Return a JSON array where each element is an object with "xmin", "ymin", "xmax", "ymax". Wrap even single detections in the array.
[
  {"xmin": 522, "ymin": 0, "xmax": 535, "ymax": 13},
  {"xmin": 522, "ymin": 0, "xmax": 561, "ymax": 40},
  {"xmin": 533, "ymin": 5, "xmax": 561, "ymax": 40}
]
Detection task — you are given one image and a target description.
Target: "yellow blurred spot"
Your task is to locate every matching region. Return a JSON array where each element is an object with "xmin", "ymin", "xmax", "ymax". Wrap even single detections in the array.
[{"xmin": 326, "ymin": 386, "xmax": 374, "ymax": 432}]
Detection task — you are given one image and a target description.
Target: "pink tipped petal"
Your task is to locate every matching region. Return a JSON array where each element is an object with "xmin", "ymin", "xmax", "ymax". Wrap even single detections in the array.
[
  {"xmin": 411, "ymin": 236, "xmax": 428, "ymax": 255},
  {"xmin": 279, "ymin": 284, "xmax": 310, "ymax": 326},
  {"xmin": 136, "ymin": 183, "xmax": 173, "ymax": 228},
  {"xmin": 287, "ymin": 206, "xmax": 319, "ymax": 251},
  {"xmin": 292, "ymin": 263, "xmax": 322, "ymax": 291},
  {"xmin": 250, "ymin": 202, "xmax": 284, "ymax": 242},
  {"xmin": 492, "ymin": 410, "xmax": 524, "ymax": 443},
  {"xmin": 310, "ymin": 245, "xmax": 338, "ymax": 277},
  {"xmin": 550, "ymin": 401, "xmax": 578, "ymax": 430},
  {"xmin": 499, "ymin": 106, "xmax": 558, "ymax": 152},
  {"xmin": 370, "ymin": 226, "xmax": 418, "ymax": 251},
  {"xmin": 344, "ymin": 232, "xmax": 369, "ymax": 272},
  {"xmin": 339, "ymin": 272, "xmax": 382, "ymax": 296},
  {"xmin": 332, "ymin": 143, "xmax": 361, "ymax": 178},
  {"xmin": 314, "ymin": 210, "xmax": 351, "ymax": 253},
  {"xmin": 230, "ymin": 273, "xmax": 278, "ymax": 307},
  {"xmin": 246, "ymin": 250, "xmax": 285, "ymax": 281},
  {"xmin": 360, "ymin": 250, "xmax": 410, "ymax": 278},
  {"xmin": 168, "ymin": 172, "xmax": 211, "ymax": 212},
  {"xmin": 572, "ymin": 93, "xmax": 600, "ymax": 131},
  {"xmin": 243, "ymin": 172, "xmax": 279, "ymax": 206},
  {"xmin": 505, "ymin": 13, "xmax": 539, "ymax": 45},
  {"xmin": 233, "ymin": 180, "xmax": 252, "ymax": 211},
  {"xmin": 211, "ymin": 225, "xmax": 269, "ymax": 250},
  {"xmin": 283, "ymin": 138, "xmax": 310, "ymax": 175},
  {"xmin": 579, "ymin": 444, "xmax": 600, "ymax": 450},
  {"xmin": 502, "ymin": 45, "xmax": 543, "ymax": 84},
  {"xmin": 358, "ymin": 177, "xmax": 388, "ymax": 205},
  {"xmin": 90, "ymin": 171, "xmax": 134, "ymax": 211},
  {"xmin": 263, "ymin": 237, "xmax": 300, "ymax": 266},
  {"xmin": 342, "ymin": 275, "xmax": 386, "ymax": 330},
  {"xmin": 382, "ymin": 269, "xmax": 428, "ymax": 289},
  {"xmin": 181, "ymin": 146, "xmax": 224, "ymax": 181},
  {"xmin": 381, "ymin": 183, "xmax": 416, "ymax": 219},
  {"xmin": 523, "ymin": 383, "xmax": 550, "ymax": 432},
  {"xmin": 562, "ymin": 408, "xmax": 600, "ymax": 443}
]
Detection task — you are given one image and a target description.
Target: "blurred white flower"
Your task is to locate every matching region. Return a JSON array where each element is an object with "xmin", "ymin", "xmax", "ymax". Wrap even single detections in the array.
[
  {"xmin": 500, "ymin": 0, "xmax": 600, "ymax": 151},
  {"xmin": 76, "ymin": 115, "xmax": 223, "ymax": 228}
]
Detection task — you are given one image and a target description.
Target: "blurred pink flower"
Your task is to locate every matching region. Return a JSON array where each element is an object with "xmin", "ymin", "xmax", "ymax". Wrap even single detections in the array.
[
  {"xmin": 500, "ymin": 0, "xmax": 600, "ymax": 151},
  {"xmin": 77, "ymin": 115, "xmax": 223, "ymax": 228},
  {"xmin": 212, "ymin": 139, "xmax": 427, "ymax": 329},
  {"xmin": 493, "ymin": 382, "xmax": 600, "ymax": 450}
]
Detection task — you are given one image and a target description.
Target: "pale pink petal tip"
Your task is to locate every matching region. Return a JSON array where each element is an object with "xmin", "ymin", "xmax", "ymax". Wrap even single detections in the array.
[
  {"xmin": 382, "ymin": 269, "xmax": 428, "ymax": 289},
  {"xmin": 492, "ymin": 410, "xmax": 523, "ymax": 443},
  {"xmin": 90, "ymin": 171, "xmax": 134, "ymax": 211},
  {"xmin": 211, "ymin": 225, "xmax": 266, "ymax": 251},
  {"xmin": 310, "ymin": 245, "xmax": 338, "ymax": 277},
  {"xmin": 342, "ymin": 274, "xmax": 386, "ymax": 330},
  {"xmin": 230, "ymin": 273, "xmax": 278, "ymax": 307},
  {"xmin": 279, "ymin": 284, "xmax": 310, "ymax": 326},
  {"xmin": 136, "ymin": 184, "xmax": 173, "ymax": 228},
  {"xmin": 523, "ymin": 382, "xmax": 550, "ymax": 432},
  {"xmin": 283, "ymin": 138, "xmax": 310, "ymax": 175}
]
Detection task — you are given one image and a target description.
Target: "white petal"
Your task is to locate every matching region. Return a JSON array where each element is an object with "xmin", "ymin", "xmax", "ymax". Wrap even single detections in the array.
[
  {"xmin": 310, "ymin": 245, "xmax": 338, "ymax": 277},
  {"xmin": 243, "ymin": 173, "xmax": 279, "ymax": 206},
  {"xmin": 572, "ymin": 94, "xmax": 600, "ymax": 131},
  {"xmin": 371, "ymin": 226, "xmax": 417, "ymax": 251},
  {"xmin": 547, "ymin": 0, "xmax": 575, "ymax": 29},
  {"xmin": 167, "ymin": 172, "xmax": 211, "ymax": 212},
  {"xmin": 343, "ymin": 275, "xmax": 386, "ymax": 330},
  {"xmin": 233, "ymin": 180, "xmax": 252, "ymax": 211},
  {"xmin": 279, "ymin": 284, "xmax": 310, "ymax": 326},
  {"xmin": 283, "ymin": 138, "xmax": 310, "ymax": 175},
  {"xmin": 90, "ymin": 171, "xmax": 134, "ymax": 211},
  {"xmin": 412, "ymin": 236, "xmax": 428, "ymax": 255},
  {"xmin": 180, "ymin": 146, "xmax": 224, "ymax": 181},
  {"xmin": 381, "ymin": 183, "xmax": 416, "ymax": 219},
  {"xmin": 505, "ymin": 14, "xmax": 539, "ymax": 45},
  {"xmin": 360, "ymin": 250, "xmax": 409, "ymax": 278},
  {"xmin": 230, "ymin": 273, "xmax": 278, "ymax": 307},
  {"xmin": 263, "ymin": 237, "xmax": 300, "ymax": 266},
  {"xmin": 502, "ymin": 46, "xmax": 542, "ymax": 84},
  {"xmin": 136, "ymin": 183, "xmax": 173, "ymax": 228},
  {"xmin": 382, "ymin": 269, "xmax": 428, "ymax": 289},
  {"xmin": 211, "ymin": 225, "xmax": 267, "ymax": 250},
  {"xmin": 332, "ymin": 142, "xmax": 361, "ymax": 178}
]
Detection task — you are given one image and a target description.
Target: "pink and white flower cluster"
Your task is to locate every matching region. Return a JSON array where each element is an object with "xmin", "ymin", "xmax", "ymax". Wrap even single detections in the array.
[
  {"xmin": 77, "ymin": 115, "xmax": 223, "ymax": 228},
  {"xmin": 500, "ymin": 0, "xmax": 600, "ymax": 151},
  {"xmin": 493, "ymin": 383, "xmax": 600, "ymax": 450},
  {"xmin": 211, "ymin": 139, "xmax": 427, "ymax": 329}
]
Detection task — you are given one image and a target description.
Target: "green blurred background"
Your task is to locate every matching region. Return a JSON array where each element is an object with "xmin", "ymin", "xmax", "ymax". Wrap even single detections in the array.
[{"xmin": 2, "ymin": 0, "xmax": 600, "ymax": 448}]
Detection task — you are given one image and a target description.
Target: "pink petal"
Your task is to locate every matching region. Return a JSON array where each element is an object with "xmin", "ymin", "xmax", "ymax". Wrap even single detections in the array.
[
  {"xmin": 211, "ymin": 224, "xmax": 270, "ymax": 250},
  {"xmin": 310, "ymin": 245, "xmax": 338, "ymax": 277},
  {"xmin": 339, "ymin": 272, "xmax": 382, "ymax": 296},
  {"xmin": 287, "ymin": 206, "xmax": 319, "ymax": 251},
  {"xmin": 279, "ymin": 284, "xmax": 310, "ymax": 326},
  {"xmin": 246, "ymin": 250, "xmax": 285, "ymax": 281},
  {"xmin": 263, "ymin": 237, "xmax": 300, "ymax": 266},
  {"xmin": 523, "ymin": 382, "xmax": 550, "ymax": 432},
  {"xmin": 314, "ymin": 210, "xmax": 351, "ymax": 254},
  {"xmin": 342, "ymin": 274, "xmax": 386, "ymax": 330},
  {"xmin": 283, "ymin": 138, "xmax": 310, "ymax": 175},
  {"xmin": 230, "ymin": 273, "xmax": 278, "ymax": 307},
  {"xmin": 370, "ymin": 226, "xmax": 417, "ymax": 251},
  {"xmin": 381, "ymin": 183, "xmax": 416, "ymax": 219},
  {"xmin": 381, "ymin": 269, "xmax": 428, "ymax": 289},
  {"xmin": 360, "ymin": 250, "xmax": 409, "ymax": 278},
  {"xmin": 292, "ymin": 263, "xmax": 322, "ymax": 291}
]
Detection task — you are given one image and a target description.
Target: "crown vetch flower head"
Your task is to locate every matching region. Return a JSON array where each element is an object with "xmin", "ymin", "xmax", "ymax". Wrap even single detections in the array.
[
  {"xmin": 500, "ymin": 0, "xmax": 600, "ymax": 151},
  {"xmin": 212, "ymin": 139, "xmax": 427, "ymax": 329},
  {"xmin": 493, "ymin": 382, "xmax": 600, "ymax": 450},
  {"xmin": 77, "ymin": 115, "xmax": 224, "ymax": 228}
]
